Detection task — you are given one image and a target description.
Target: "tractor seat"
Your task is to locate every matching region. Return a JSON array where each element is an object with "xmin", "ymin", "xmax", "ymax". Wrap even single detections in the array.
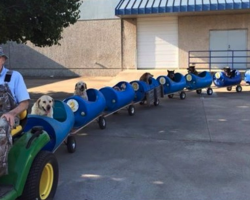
[{"xmin": 11, "ymin": 110, "xmax": 27, "ymax": 136}]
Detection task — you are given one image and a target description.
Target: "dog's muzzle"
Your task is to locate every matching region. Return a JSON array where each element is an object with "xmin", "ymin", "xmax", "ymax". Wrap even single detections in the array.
[
  {"xmin": 42, "ymin": 105, "xmax": 51, "ymax": 114},
  {"xmin": 80, "ymin": 85, "xmax": 85, "ymax": 91}
]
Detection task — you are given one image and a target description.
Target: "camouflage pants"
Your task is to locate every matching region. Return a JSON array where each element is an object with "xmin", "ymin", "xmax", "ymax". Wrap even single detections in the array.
[{"xmin": 0, "ymin": 118, "xmax": 11, "ymax": 177}]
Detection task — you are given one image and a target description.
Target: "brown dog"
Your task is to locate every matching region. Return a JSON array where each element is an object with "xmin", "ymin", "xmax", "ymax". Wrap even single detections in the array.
[
  {"xmin": 139, "ymin": 72, "xmax": 154, "ymax": 84},
  {"xmin": 187, "ymin": 66, "xmax": 198, "ymax": 75}
]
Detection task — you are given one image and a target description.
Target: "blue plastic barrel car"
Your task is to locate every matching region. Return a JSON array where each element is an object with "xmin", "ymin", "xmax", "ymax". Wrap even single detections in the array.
[
  {"xmin": 99, "ymin": 81, "xmax": 135, "ymax": 116},
  {"xmin": 157, "ymin": 73, "xmax": 187, "ymax": 99},
  {"xmin": 24, "ymin": 100, "xmax": 76, "ymax": 153},
  {"xmin": 64, "ymin": 88, "xmax": 107, "ymax": 130},
  {"xmin": 185, "ymin": 71, "xmax": 213, "ymax": 95},
  {"xmin": 213, "ymin": 70, "xmax": 242, "ymax": 92},
  {"xmin": 130, "ymin": 77, "xmax": 162, "ymax": 106},
  {"xmin": 245, "ymin": 70, "xmax": 250, "ymax": 84}
]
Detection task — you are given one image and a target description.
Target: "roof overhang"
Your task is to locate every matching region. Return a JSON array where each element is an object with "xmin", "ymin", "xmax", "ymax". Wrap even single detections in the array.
[{"xmin": 115, "ymin": 0, "xmax": 250, "ymax": 18}]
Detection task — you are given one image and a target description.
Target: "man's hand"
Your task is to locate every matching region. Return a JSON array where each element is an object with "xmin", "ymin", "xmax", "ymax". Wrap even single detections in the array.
[
  {"xmin": 0, "ymin": 100, "xmax": 29, "ymax": 128},
  {"xmin": 1, "ymin": 112, "xmax": 15, "ymax": 127}
]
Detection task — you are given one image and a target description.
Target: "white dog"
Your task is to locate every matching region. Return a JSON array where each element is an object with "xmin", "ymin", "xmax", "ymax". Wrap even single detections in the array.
[
  {"xmin": 31, "ymin": 95, "xmax": 54, "ymax": 118},
  {"xmin": 74, "ymin": 81, "xmax": 88, "ymax": 101}
]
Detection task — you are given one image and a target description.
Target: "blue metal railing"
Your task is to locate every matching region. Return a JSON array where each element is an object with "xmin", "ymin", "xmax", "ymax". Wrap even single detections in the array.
[{"xmin": 188, "ymin": 50, "xmax": 250, "ymax": 70}]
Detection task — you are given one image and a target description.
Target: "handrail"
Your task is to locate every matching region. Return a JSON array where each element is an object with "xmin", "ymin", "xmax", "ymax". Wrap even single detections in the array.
[{"xmin": 188, "ymin": 50, "xmax": 250, "ymax": 70}]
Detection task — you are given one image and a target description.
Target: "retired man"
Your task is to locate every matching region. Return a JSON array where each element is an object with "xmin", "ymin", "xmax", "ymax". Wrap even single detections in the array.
[{"xmin": 0, "ymin": 47, "xmax": 30, "ymax": 176}]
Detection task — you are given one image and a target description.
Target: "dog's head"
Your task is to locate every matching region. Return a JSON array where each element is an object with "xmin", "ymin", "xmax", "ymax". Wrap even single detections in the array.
[
  {"xmin": 223, "ymin": 67, "xmax": 231, "ymax": 75},
  {"xmin": 37, "ymin": 95, "xmax": 54, "ymax": 115},
  {"xmin": 140, "ymin": 72, "xmax": 154, "ymax": 83},
  {"xmin": 113, "ymin": 86, "xmax": 121, "ymax": 91},
  {"xmin": 145, "ymin": 72, "xmax": 154, "ymax": 80},
  {"xmin": 113, "ymin": 83, "xmax": 126, "ymax": 91},
  {"xmin": 167, "ymin": 70, "xmax": 175, "ymax": 79},
  {"xmin": 75, "ymin": 81, "xmax": 87, "ymax": 93},
  {"xmin": 187, "ymin": 66, "xmax": 196, "ymax": 73}
]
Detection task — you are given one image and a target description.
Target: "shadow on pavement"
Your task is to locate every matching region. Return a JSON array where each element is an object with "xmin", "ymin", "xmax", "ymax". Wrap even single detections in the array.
[{"xmin": 25, "ymin": 77, "xmax": 71, "ymax": 89}]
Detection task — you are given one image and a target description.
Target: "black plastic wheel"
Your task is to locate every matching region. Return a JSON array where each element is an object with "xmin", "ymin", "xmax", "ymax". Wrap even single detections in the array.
[
  {"xmin": 154, "ymin": 99, "xmax": 159, "ymax": 106},
  {"xmin": 98, "ymin": 116, "xmax": 106, "ymax": 129},
  {"xmin": 168, "ymin": 94, "xmax": 174, "ymax": 99},
  {"xmin": 128, "ymin": 105, "xmax": 135, "ymax": 116},
  {"xmin": 207, "ymin": 88, "xmax": 213, "ymax": 95},
  {"xmin": 67, "ymin": 136, "xmax": 76, "ymax": 153},
  {"xmin": 139, "ymin": 101, "xmax": 145, "ymax": 105},
  {"xmin": 196, "ymin": 89, "xmax": 202, "ymax": 94},
  {"xmin": 179, "ymin": 91, "xmax": 186, "ymax": 100},
  {"xmin": 20, "ymin": 151, "xmax": 59, "ymax": 200},
  {"xmin": 227, "ymin": 86, "xmax": 232, "ymax": 91},
  {"xmin": 236, "ymin": 85, "xmax": 242, "ymax": 93}
]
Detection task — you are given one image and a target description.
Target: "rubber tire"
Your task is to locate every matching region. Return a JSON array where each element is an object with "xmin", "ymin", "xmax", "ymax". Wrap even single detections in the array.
[
  {"xmin": 180, "ymin": 91, "xmax": 186, "ymax": 100},
  {"xmin": 236, "ymin": 85, "xmax": 242, "ymax": 93},
  {"xmin": 154, "ymin": 99, "xmax": 159, "ymax": 106},
  {"xmin": 98, "ymin": 116, "xmax": 106, "ymax": 129},
  {"xmin": 168, "ymin": 94, "xmax": 174, "ymax": 99},
  {"xmin": 196, "ymin": 89, "xmax": 202, "ymax": 94},
  {"xmin": 128, "ymin": 105, "xmax": 135, "ymax": 116},
  {"xmin": 207, "ymin": 88, "xmax": 213, "ymax": 95},
  {"xmin": 67, "ymin": 136, "xmax": 76, "ymax": 153},
  {"xmin": 20, "ymin": 151, "xmax": 59, "ymax": 200},
  {"xmin": 227, "ymin": 86, "xmax": 232, "ymax": 91},
  {"xmin": 139, "ymin": 101, "xmax": 145, "ymax": 105}
]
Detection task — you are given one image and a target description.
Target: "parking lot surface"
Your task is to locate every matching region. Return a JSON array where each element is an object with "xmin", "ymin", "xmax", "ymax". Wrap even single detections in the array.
[{"xmin": 26, "ymin": 78, "xmax": 250, "ymax": 200}]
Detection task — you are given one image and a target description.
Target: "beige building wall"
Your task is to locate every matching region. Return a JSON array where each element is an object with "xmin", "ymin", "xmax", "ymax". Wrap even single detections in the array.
[
  {"xmin": 178, "ymin": 13, "xmax": 250, "ymax": 69},
  {"xmin": 4, "ymin": 19, "xmax": 122, "ymax": 77},
  {"xmin": 122, "ymin": 19, "xmax": 137, "ymax": 70}
]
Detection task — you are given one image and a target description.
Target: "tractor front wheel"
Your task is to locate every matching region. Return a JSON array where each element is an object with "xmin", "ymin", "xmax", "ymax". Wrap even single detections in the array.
[{"xmin": 20, "ymin": 151, "xmax": 59, "ymax": 200}]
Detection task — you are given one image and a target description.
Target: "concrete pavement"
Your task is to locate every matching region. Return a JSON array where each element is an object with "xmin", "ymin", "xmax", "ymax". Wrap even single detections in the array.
[{"xmin": 24, "ymin": 73, "xmax": 250, "ymax": 200}]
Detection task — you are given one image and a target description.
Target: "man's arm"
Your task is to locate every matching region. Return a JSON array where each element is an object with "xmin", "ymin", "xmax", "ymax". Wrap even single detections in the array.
[{"xmin": 1, "ymin": 100, "xmax": 29, "ymax": 127}]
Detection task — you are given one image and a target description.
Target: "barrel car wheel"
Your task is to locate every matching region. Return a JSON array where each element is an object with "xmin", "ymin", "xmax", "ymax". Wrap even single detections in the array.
[
  {"xmin": 98, "ymin": 116, "xmax": 106, "ymax": 129},
  {"xmin": 180, "ymin": 91, "xmax": 186, "ymax": 100},
  {"xmin": 139, "ymin": 101, "xmax": 145, "ymax": 105},
  {"xmin": 154, "ymin": 99, "xmax": 159, "ymax": 106},
  {"xmin": 196, "ymin": 89, "xmax": 202, "ymax": 94},
  {"xmin": 236, "ymin": 85, "xmax": 242, "ymax": 93},
  {"xmin": 207, "ymin": 88, "xmax": 213, "ymax": 95},
  {"xmin": 128, "ymin": 105, "xmax": 135, "ymax": 116},
  {"xmin": 67, "ymin": 136, "xmax": 76, "ymax": 153},
  {"xmin": 168, "ymin": 94, "xmax": 174, "ymax": 99},
  {"xmin": 227, "ymin": 86, "xmax": 232, "ymax": 91}
]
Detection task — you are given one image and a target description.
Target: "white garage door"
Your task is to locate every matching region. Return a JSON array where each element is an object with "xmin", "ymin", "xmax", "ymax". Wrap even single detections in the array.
[
  {"xmin": 137, "ymin": 16, "xmax": 178, "ymax": 69},
  {"xmin": 210, "ymin": 30, "xmax": 247, "ymax": 69}
]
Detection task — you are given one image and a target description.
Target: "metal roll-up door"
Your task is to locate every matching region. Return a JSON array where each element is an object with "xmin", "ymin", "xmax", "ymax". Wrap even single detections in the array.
[{"xmin": 137, "ymin": 16, "xmax": 178, "ymax": 69}]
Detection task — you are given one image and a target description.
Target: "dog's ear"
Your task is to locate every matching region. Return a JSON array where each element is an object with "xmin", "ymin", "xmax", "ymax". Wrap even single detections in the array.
[
  {"xmin": 36, "ymin": 98, "xmax": 41, "ymax": 108},
  {"xmin": 84, "ymin": 83, "xmax": 87, "ymax": 89},
  {"xmin": 75, "ymin": 83, "xmax": 78, "ymax": 89},
  {"xmin": 167, "ymin": 70, "xmax": 170, "ymax": 72}
]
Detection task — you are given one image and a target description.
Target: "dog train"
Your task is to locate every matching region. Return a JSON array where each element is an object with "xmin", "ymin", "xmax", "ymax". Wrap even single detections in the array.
[{"xmin": 25, "ymin": 66, "xmax": 250, "ymax": 153}]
